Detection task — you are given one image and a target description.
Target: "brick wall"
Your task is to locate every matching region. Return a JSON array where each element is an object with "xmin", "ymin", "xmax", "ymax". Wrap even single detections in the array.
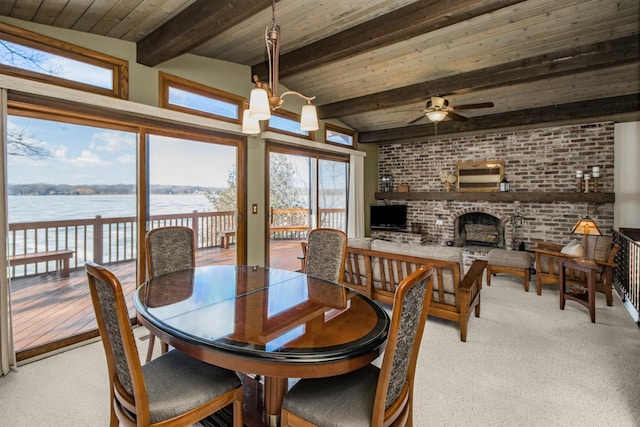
[{"xmin": 376, "ymin": 122, "xmax": 615, "ymax": 249}]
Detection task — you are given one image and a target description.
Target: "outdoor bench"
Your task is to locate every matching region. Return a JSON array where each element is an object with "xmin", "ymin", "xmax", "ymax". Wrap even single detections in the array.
[{"xmin": 9, "ymin": 249, "xmax": 74, "ymax": 278}]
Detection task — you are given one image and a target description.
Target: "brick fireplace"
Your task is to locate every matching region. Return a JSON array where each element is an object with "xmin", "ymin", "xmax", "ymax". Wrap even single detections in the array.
[{"xmin": 374, "ymin": 122, "xmax": 615, "ymax": 249}]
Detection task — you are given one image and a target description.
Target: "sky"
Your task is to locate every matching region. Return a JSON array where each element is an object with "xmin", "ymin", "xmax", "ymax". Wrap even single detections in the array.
[{"xmin": 7, "ymin": 115, "xmax": 236, "ymax": 187}]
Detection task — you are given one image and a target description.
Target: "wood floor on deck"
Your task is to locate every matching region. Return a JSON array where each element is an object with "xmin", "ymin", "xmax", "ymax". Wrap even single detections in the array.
[{"xmin": 11, "ymin": 241, "xmax": 304, "ymax": 358}]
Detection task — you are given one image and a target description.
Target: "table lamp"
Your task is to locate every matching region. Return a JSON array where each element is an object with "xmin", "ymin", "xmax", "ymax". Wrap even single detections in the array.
[{"xmin": 571, "ymin": 217, "xmax": 602, "ymax": 257}]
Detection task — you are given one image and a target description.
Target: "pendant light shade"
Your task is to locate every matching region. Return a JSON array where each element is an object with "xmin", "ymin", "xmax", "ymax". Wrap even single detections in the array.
[
  {"xmin": 249, "ymin": 87, "xmax": 271, "ymax": 120},
  {"xmin": 241, "ymin": 109, "xmax": 261, "ymax": 134},
  {"xmin": 300, "ymin": 103, "xmax": 319, "ymax": 131}
]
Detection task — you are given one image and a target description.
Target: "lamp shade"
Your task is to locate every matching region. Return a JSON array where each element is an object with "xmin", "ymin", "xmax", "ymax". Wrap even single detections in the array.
[
  {"xmin": 571, "ymin": 218, "xmax": 602, "ymax": 236},
  {"xmin": 248, "ymin": 87, "xmax": 271, "ymax": 120},
  {"xmin": 300, "ymin": 104, "xmax": 319, "ymax": 131},
  {"xmin": 241, "ymin": 109, "xmax": 261, "ymax": 134},
  {"xmin": 426, "ymin": 110, "xmax": 447, "ymax": 122}
]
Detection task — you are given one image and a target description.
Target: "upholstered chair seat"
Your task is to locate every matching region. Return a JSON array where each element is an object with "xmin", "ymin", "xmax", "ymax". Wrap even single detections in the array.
[{"xmin": 282, "ymin": 365, "xmax": 379, "ymax": 426}]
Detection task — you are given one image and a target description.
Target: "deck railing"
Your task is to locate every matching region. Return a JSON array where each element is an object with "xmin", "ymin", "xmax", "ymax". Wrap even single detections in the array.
[
  {"xmin": 613, "ymin": 228, "xmax": 640, "ymax": 324},
  {"xmin": 7, "ymin": 208, "xmax": 346, "ymax": 278},
  {"xmin": 8, "ymin": 211, "xmax": 235, "ymax": 278}
]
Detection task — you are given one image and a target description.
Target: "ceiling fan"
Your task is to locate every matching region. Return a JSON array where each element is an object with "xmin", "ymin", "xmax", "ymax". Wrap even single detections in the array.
[{"xmin": 408, "ymin": 96, "xmax": 494, "ymax": 124}]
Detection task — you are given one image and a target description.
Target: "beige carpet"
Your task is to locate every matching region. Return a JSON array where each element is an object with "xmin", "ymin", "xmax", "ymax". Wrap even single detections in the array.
[{"xmin": 0, "ymin": 274, "xmax": 638, "ymax": 426}]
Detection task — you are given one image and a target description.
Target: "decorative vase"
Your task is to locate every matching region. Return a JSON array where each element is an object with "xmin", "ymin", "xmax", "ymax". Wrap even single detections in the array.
[{"xmin": 445, "ymin": 182, "xmax": 452, "ymax": 192}]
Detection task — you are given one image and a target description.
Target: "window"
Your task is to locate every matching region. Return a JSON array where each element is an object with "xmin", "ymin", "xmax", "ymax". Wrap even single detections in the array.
[
  {"xmin": 325, "ymin": 123, "xmax": 356, "ymax": 148},
  {"xmin": 159, "ymin": 72, "xmax": 244, "ymax": 123},
  {"xmin": 0, "ymin": 22, "xmax": 128, "ymax": 98},
  {"xmin": 266, "ymin": 110, "xmax": 314, "ymax": 140}
]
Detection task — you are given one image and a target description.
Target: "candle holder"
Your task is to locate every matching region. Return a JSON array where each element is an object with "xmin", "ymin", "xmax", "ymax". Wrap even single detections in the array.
[
  {"xmin": 583, "ymin": 174, "xmax": 591, "ymax": 193},
  {"xmin": 591, "ymin": 166, "xmax": 600, "ymax": 192},
  {"xmin": 575, "ymin": 170, "xmax": 583, "ymax": 192}
]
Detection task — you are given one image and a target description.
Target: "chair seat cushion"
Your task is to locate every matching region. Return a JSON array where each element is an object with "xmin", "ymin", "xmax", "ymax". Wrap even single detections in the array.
[
  {"xmin": 488, "ymin": 249, "xmax": 533, "ymax": 269},
  {"xmin": 142, "ymin": 350, "xmax": 241, "ymax": 423},
  {"xmin": 282, "ymin": 364, "xmax": 379, "ymax": 427}
]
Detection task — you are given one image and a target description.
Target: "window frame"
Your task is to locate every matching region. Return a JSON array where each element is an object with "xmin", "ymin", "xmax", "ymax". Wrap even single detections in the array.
[
  {"xmin": 325, "ymin": 123, "xmax": 357, "ymax": 149},
  {"xmin": 0, "ymin": 22, "xmax": 128, "ymax": 99},
  {"xmin": 158, "ymin": 72, "xmax": 246, "ymax": 124}
]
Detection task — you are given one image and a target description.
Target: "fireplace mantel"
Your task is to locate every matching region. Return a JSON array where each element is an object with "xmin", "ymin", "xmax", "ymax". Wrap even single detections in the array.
[{"xmin": 375, "ymin": 191, "xmax": 615, "ymax": 204}]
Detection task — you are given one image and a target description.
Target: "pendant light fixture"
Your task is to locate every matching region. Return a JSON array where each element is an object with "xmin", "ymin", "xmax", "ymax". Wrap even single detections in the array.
[{"xmin": 242, "ymin": 0, "xmax": 319, "ymax": 134}]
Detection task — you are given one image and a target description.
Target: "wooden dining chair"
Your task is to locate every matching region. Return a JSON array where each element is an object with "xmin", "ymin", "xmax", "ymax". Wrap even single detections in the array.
[
  {"xmin": 85, "ymin": 261, "xmax": 243, "ymax": 427},
  {"xmin": 304, "ymin": 228, "xmax": 347, "ymax": 283},
  {"xmin": 144, "ymin": 226, "xmax": 195, "ymax": 362},
  {"xmin": 280, "ymin": 265, "xmax": 434, "ymax": 427}
]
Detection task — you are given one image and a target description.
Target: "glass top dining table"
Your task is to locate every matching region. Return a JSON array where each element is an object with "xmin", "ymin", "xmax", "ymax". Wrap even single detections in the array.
[{"xmin": 134, "ymin": 265, "xmax": 390, "ymax": 426}]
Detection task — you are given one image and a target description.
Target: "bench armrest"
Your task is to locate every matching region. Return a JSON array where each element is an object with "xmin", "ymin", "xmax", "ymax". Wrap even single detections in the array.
[{"xmin": 460, "ymin": 259, "xmax": 487, "ymax": 292}]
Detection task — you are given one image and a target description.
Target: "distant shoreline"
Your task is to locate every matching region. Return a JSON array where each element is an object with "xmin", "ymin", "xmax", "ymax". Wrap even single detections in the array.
[{"xmin": 8, "ymin": 184, "xmax": 221, "ymax": 196}]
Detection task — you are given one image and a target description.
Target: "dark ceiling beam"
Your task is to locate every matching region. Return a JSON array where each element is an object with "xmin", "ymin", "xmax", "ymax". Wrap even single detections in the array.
[
  {"xmin": 137, "ymin": 0, "xmax": 273, "ymax": 67},
  {"xmin": 252, "ymin": 0, "xmax": 524, "ymax": 80},
  {"xmin": 319, "ymin": 35, "xmax": 639, "ymax": 119},
  {"xmin": 358, "ymin": 94, "xmax": 640, "ymax": 144}
]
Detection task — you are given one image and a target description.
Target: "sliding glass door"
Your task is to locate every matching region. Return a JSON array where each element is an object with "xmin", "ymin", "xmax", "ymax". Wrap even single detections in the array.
[
  {"xmin": 267, "ymin": 146, "xmax": 349, "ymax": 270},
  {"xmin": 318, "ymin": 159, "xmax": 348, "ymax": 232},
  {"xmin": 7, "ymin": 113, "xmax": 137, "ymax": 355}
]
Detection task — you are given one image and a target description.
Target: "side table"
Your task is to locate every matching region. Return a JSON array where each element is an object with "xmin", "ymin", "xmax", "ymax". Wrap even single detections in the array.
[{"xmin": 559, "ymin": 258, "xmax": 598, "ymax": 323}]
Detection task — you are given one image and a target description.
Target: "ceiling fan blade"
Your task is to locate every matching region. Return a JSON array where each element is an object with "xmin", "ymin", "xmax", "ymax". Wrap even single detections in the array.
[
  {"xmin": 447, "ymin": 111, "xmax": 468, "ymax": 121},
  {"xmin": 408, "ymin": 115, "xmax": 427, "ymax": 125},
  {"xmin": 451, "ymin": 102, "xmax": 494, "ymax": 110}
]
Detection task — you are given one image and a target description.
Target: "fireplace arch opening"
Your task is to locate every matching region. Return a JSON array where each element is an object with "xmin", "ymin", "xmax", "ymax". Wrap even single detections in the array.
[{"xmin": 454, "ymin": 212, "xmax": 505, "ymax": 248}]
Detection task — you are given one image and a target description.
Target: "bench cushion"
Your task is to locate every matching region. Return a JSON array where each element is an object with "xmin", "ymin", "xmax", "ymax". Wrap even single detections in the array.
[{"xmin": 369, "ymin": 240, "xmax": 460, "ymax": 304}]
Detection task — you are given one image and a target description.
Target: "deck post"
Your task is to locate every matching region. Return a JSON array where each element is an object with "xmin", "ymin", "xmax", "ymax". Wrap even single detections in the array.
[
  {"xmin": 192, "ymin": 210, "xmax": 200, "ymax": 249},
  {"xmin": 93, "ymin": 215, "xmax": 104, "ymax": 264}
]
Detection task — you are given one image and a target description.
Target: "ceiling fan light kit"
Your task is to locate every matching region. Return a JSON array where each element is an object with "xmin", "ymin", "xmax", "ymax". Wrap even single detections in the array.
[
  {"xmin": 409, "ymin": 95, "xmax": 494, "ymax": 125},
  {"xmin": 426, "ymin": 110, "xmax": 447, "ymax": 122},
  {"xmin": 244, "ymin": 0, "xmax": 319, "ymax": 134}
]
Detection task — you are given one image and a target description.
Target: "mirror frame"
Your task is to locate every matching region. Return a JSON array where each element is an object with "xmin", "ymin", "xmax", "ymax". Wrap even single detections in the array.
[{"xmin": 456, "ymin": 160, "xmax": 504, "ymax": 192}]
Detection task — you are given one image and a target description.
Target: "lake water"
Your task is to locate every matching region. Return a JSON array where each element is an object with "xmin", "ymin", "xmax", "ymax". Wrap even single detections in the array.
[{"xmin": 8, "ymin": 193, "xmax": 216, "ymax": 223}]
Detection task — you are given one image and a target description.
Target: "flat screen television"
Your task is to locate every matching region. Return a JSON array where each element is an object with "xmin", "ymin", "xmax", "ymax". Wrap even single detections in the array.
[{"xmin": 370, "ymin": 205, "xmax": 408, "ymax": 230}]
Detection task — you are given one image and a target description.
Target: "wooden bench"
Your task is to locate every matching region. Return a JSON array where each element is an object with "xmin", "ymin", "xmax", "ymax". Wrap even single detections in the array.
[
  {"xmin": 343, "ymin": 243, "xmax": 486, "ymax": 342},
  {"xmin": 220, "ymin": 230, "xmax": 235, "ymax": 249},
  {"xmin": 9, "ymin": 249, "xmax": 74, "ymax": 278}
]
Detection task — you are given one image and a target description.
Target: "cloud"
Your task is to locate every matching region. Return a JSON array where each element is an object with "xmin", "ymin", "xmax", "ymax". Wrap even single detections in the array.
[
  {"xmin": 59, "ymin": 149, "xmax": 110, "ymax": 168},
  {"xmin": 90, "ymin": 131, "xmax": 135, "ymax": 153}
]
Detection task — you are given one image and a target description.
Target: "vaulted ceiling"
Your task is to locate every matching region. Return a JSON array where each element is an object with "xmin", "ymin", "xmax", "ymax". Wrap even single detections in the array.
[{"xmin": 1, "ymin": 0, "xmax": 638, "ymax": 143}]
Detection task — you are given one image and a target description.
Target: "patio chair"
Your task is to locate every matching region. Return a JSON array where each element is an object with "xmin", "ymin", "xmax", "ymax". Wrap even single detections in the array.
[
  {"xmin": 144, "ymin": 226, "xmax": 195, "ymax": 362},
  {"xmin": 280, "ymin": 266, "xmax": 434, "ymax": 426},
  {"xmin": 85, "ymin": 261, "xmax": 243, "ymax": 427},
  {"xmin": 304, "ymin": 228, "xmax": 347, "ymax": 283}
]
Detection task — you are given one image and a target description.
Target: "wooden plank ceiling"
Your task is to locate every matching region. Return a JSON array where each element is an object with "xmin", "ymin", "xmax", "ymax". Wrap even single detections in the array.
[{"xmin": 1, "ymin": 0, "xmax": 638, "ymax": 143}]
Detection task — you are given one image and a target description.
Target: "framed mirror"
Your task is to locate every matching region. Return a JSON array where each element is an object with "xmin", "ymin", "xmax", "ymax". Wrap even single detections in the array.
[{"xmin": 456, "ymin": 160, "xmax": 504, "ymax": 192}]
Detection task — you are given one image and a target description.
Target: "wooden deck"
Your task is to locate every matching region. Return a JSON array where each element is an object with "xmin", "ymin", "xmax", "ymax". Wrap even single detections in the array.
[{"xmin": 11, "ymin": 240, "xmax": 304, "ymax": 359}]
